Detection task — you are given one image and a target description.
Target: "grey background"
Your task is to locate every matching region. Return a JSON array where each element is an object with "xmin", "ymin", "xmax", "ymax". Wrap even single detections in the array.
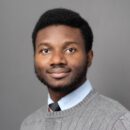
[{"xmin": 0, "ymin": 0, "xmax": 130, "ymax": 130}]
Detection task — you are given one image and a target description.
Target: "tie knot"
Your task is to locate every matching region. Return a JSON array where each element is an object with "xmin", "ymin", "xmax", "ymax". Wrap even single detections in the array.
[{"xmin": 49, "ymin": 102, "xmax": 61, "ymax": 111}]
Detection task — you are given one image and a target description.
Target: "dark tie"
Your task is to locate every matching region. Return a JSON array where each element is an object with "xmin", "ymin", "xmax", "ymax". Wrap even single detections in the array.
[{"xmin": 49, "ymin": 102, "xmax": 61, "ymax": 111}]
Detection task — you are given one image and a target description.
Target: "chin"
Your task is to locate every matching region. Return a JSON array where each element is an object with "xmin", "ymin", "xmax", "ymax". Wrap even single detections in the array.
[
  {"xmin": 47, "ymin": 82, "xmax": 69, "ymax": 90},
  {"xmin": 47, "ymin": 84, "xmax": 74, "ymax": 93},
  {"xmin": 46, "ymin": 79, "xmax": 80, "ymax": 94}
]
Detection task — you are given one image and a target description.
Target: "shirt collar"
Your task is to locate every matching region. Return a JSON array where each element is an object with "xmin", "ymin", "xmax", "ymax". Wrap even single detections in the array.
[{"xmin": 48, "ymin": 80, "xmax": 93, "ymax": 111}]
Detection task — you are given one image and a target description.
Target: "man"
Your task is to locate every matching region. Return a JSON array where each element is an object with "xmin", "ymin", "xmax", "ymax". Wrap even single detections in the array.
[{"xmin": 21, "ymin": 8, "xmax": 130, "ymax": 130}]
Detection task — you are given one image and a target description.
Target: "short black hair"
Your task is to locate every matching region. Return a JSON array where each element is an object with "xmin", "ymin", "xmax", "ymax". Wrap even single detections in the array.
[{"xmin": 32, "ymin": 8, "xmax": 93, "ymax": 52}]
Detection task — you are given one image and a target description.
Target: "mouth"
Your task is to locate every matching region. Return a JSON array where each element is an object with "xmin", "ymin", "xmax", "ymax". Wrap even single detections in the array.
[{"xmin": 47, "ymin": 68, "xmax": 71, "ymax": 79}]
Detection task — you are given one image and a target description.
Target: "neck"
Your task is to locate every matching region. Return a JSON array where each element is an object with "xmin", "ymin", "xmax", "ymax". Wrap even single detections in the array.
[
  {"xmin": 48, "ymin": 78, "xmax": 87, "ymax": 102},
  {"xmin": 48, "ymin": 90, "xmax": 67, "ymax": 102}
]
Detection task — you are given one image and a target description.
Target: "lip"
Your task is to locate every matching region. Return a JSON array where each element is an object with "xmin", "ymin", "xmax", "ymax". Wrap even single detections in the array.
[
  {"xmin": 48, "ymin": 72, "xmax": 70, "ymax": 79},
  {"xmin": 47, "ymin": 68, "xmax": 71, "ymax": 79}
]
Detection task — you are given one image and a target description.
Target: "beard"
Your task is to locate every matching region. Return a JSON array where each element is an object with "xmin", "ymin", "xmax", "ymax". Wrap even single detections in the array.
[{"xmin": 34, "ymin": 61, "xmax": 88, "ymax": 94}]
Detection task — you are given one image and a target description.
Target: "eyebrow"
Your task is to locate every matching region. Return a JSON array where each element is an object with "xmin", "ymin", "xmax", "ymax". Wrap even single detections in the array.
[
  {"xmin": 36, "ymin": 42, "xmax": 50, "ymax": 48},
  {"xmin": 37, "ymin": 41, "xmax": 79, "ymax": 48},
  {"xmin": 64, "ymin": 41, "xmax": 79, "ymax": 45}
]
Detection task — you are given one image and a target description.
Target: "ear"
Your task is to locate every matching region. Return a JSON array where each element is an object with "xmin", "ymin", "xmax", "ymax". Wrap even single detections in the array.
[{"xmin": 87, "ymin": 50, "xmax": 93, "ymax": 67}]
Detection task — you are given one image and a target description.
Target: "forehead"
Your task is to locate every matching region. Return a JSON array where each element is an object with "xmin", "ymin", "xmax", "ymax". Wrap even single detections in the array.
[{"xmin": 36, "ymin": 25, "xmax": 85, "ymax": 45}]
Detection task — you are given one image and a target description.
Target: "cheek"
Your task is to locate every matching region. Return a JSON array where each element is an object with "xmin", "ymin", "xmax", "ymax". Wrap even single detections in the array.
[
  {"xmin": 34, "ymin": 57, "xmax": 47, "ymax": 77},
  {"xmin": 34, "ymin": 60, "xmax": 42, "ymax": 74},
  {"xmin": 34, "ymin": 55, "xmax": 48, "ymax": 68},
  {"xmin": 67, "ymin": 54, "xmax": 87, "ymax": 68}
]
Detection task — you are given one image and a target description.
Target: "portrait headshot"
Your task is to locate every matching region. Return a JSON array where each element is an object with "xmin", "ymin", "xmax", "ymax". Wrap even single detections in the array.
[
  {"xmin": 1, "ymin": 0, "xmax": 130, "ymax": 130},
  {"xmin": 20, "ymin": 7, "xmax": 130, "ymax": 130}
]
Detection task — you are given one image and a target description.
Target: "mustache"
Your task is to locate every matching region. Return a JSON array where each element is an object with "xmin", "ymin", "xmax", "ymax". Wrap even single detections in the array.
[{"xmin": 46, "ymin": 65, "xmax": 71, "ymax": 73}]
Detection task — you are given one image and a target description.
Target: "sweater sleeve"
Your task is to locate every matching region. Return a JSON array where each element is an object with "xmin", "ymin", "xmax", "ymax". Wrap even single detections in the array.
[{"xmin": 112, "ymin": 112, "xmax": 130, "ymax": 130}]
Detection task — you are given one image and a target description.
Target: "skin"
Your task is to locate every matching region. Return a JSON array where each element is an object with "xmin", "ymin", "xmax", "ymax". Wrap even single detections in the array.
[{"xmin": 34, "ymin": 25, "xmax": 93, "ymax": 102}]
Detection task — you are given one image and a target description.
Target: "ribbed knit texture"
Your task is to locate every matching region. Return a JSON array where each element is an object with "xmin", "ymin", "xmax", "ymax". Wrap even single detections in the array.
[{"xmin": 20, "ymin": 90, "xmax": 130, "ymax": 130}]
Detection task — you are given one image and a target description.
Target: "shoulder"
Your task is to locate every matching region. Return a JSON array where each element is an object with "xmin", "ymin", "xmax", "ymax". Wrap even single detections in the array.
[
  {"xmin": 112, "ymin": 112, "xmax": 130, "ymax": 130},
  {"xmin": 91, "ymin": 94, "xmax": 130, "ymax": 129},
  {"xmin": 95, "ymin": 94, "xmax": 128, "ymax": 113},
  {"xmin": 20, "ymin": 105, "xmax": 47, "ymax": 130}
]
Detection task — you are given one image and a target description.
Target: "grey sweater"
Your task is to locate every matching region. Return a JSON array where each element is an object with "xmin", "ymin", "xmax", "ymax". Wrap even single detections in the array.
[{"xmin": 20, "ymin": 90, "xmax": 130, "ymax": 130}]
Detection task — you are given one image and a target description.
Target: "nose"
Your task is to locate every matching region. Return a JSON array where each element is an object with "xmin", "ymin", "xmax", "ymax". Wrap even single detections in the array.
[{"xmin": 50, "ymin": 51, "xmax": 67, "ymax": 66}]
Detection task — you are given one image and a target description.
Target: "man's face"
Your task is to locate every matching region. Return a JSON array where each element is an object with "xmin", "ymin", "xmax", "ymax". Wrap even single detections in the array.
[{"xmin": 34, "ymin": 25, "xmax": 93, "ymax": 93}]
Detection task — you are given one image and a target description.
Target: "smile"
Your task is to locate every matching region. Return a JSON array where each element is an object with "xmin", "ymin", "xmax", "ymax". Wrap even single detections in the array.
[
  {"xmin": 47, "ymin": 68, "xmax": 71, "ymax": 79},
  {"xmin": 48, "ymin": 72, "xmax": 70, "ymax": 79}
]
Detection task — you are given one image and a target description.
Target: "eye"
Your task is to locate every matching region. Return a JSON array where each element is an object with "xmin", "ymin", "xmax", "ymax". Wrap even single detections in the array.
[
  {"xmin": 40, "ymin": 48, "xmax": 51, "ymax": 55},
  {"xmin": 65, "ymin": 48, "xmax": 77, "ymax": 54}
]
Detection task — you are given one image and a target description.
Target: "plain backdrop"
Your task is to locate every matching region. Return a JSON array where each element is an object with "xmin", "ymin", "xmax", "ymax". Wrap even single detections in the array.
[{"xmin": 0, "ymin": 0, "xmax": 130, "ymax": 130}]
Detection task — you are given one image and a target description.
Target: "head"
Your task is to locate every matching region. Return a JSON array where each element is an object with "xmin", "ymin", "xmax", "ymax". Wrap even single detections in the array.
[
  {"xmin": 33, "ymin": 8, "xmax": 93, "ymax": 95},
  {"xmin": 32, "ymin": 8, "xmax": 93, "ymax": 52}
]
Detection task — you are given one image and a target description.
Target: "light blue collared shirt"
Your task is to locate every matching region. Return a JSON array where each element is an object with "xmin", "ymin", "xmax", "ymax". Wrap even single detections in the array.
[{"xmin": 48, "ymin": 80, "xmax": 93, "ymax": 111}]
